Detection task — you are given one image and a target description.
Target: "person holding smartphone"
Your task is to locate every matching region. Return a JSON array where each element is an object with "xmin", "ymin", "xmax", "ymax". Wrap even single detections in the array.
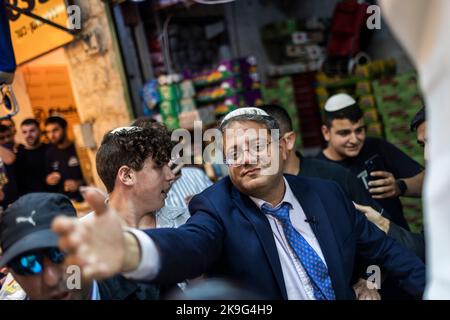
[
  {"xmin": 355, "ymin": 107, "xmax": 427, "ymax": 262},
  {"xmin": 316, "ymin": 93, "xmax": 424, "ymax": 231}
]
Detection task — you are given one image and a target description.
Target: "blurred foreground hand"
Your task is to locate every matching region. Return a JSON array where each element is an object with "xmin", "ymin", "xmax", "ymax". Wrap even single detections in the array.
[{"xmin": 52, "ymin": 186, "xmax": 141, "ymax": 281}]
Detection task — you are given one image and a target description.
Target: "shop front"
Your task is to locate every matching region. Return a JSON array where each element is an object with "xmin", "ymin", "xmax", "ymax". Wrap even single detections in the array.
[{"xmin": 6, "ymin": 0, "xmax": 134, "ymax": 206}]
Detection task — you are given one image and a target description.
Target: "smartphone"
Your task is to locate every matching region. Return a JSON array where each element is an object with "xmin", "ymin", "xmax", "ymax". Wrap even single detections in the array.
[{"xmin": 364, "ymin": 154, "xmax": 385, "ymax": 182}]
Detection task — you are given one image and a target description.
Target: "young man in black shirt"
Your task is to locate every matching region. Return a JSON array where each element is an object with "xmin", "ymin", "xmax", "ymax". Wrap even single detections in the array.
[
  {"xmin": 317, "ymin": 93, "xmax": 424, "ymax": 231},
  {"xmin": 15, "ymin": 118, "xmax": 49, "ymax": 195},
  {"xmin": 44, "ymin": 116, "xmax": 85, "ymax": 202}
]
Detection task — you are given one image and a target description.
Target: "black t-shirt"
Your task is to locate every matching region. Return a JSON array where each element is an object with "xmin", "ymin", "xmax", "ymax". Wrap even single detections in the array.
[
  {"xmin": 45, "ymin": 143, "xmax": 85, "ymax": 201},
  {"xmin": 298, "ymin": 153, "xmax": 392, "ymax": 220},
  {"xmin": 16, "ymin": 143, "xmax": 49, "ymax": 195},
  {"xmin": 298, "ymin": 153, "xmax": 410, "ymax": 299},
  {"xmin": 316, "ymin": 137, "xmax": 424, "ymax": 230}
]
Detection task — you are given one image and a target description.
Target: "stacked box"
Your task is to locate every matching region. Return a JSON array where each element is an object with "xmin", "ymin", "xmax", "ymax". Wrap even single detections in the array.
[
  {"xmin": 158, "ymin": 85, "xmax": 181, "ymax": 130},
  {"xmin": 261, "ymin": 18, "xmax": 328, "ymax": 69},
  {"xmin": 292, "ymin": 72, "xmax": 324, "ymax": 148},
  {"xmin": 373, "ymin": 72, "xmax": 425, "ymax": 163},
  {"xmin": 156, "ymin": 77, "xmax": 197, "ymax": 130},
  {"xmin": 262, "ymin": 76, "xmax": 303, "ymax": 149},
  {"xmin": 315, "ymin": 59, "xmax": 398, "ymax": 139},
  {"xmin": 158, "ymin": 84, "xmax": 181, "ymax": 101},
  {"xmin": 191, "ymin": 57, "xmax": 262, "ymax": 117},
  {"xmin": 372, "ymin": 72, "xmax": 425, "ymax": 230}
]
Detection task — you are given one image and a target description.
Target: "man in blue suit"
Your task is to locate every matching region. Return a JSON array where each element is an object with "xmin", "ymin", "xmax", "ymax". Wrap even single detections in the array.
[{"xmin": 54, "ymin": 108, "xmax": 425, "ymax": 300}]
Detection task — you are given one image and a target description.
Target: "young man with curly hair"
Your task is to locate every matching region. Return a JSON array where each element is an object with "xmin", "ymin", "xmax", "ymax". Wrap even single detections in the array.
[
  {"xmin": 92, "ymin": 125, "xmax": 177, "ymax": 228},
  {"xmin": 131, "ymin": 117, "xmax": 213, "ymax": 211}
]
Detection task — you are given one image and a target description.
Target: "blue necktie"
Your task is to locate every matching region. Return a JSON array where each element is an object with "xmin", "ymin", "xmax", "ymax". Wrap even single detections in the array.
[{"xmin": 261, "ymin": 202, "xmax": 335, "ymax": 300}]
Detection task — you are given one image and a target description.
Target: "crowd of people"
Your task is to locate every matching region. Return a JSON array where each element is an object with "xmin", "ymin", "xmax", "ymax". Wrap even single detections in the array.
[
  {"xmin": 0, "ymin": 116, "xmax": 86, "ymax": 209},
  {"xmin": 0, "ymin": 92, "xmax": 429, "ymax": 300}
]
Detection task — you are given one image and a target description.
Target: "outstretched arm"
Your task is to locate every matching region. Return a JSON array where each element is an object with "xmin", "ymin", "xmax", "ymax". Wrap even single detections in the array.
[
  {"xmin": 354, "ymin": 203, "xmax": 425, "ymax": 261},
  {"xmin": 53, "ymin": 187, "xmax": 224, "ymax": 284},
  {"xmin": 53, "ymin": 187, "xmax": 140, "ymax": 280},
  {"xmin": 351, "ymin": 202, "xmax": 425, "ymax": 298}
]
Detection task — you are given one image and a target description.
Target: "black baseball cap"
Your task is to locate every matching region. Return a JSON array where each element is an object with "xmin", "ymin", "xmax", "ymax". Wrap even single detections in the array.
[
  {"xmin": 0, "ymin": 193, "xmax": 76, "ymax": 268},
  {"xmin": 410, "ymin": 107, "xmax": 426, "ymax": 132}
]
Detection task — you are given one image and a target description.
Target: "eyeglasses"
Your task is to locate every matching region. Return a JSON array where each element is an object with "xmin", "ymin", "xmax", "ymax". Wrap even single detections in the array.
[
  {"xmin": 224, "ymin": 139, "xmax": 277, "ymax": 167},
  {"xmin": 8, "ymin": 248, "xmax": 65, "ymax": 276}
]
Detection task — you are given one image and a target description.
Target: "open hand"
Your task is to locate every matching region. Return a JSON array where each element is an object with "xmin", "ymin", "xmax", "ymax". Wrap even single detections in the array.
[{"xmin": 52, "ymin": 186, "xmax": 128, "ymax": 281}]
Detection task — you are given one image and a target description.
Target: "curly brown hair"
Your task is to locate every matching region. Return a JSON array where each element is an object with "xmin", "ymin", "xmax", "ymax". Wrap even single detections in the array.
[{"xmin": 96, "ymin": 126, "xmax": 173, "ymax": 192}]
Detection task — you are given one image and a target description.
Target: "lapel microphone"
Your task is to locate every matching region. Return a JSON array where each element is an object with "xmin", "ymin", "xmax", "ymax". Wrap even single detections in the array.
[{"xmin": 304, "ymin": 217, "xmax": 318, "ymax": 225}]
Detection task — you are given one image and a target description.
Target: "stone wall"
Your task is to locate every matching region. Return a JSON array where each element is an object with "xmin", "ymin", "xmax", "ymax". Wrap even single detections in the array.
[{"xmin": 64, "ymin": 0, "xmax": 133, "ymax": 189}]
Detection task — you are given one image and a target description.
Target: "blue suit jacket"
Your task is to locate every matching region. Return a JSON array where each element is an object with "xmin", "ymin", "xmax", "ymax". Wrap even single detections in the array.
[{"xmin": 145, "ymin": 175, "xmax": 425, "ymax": 299}]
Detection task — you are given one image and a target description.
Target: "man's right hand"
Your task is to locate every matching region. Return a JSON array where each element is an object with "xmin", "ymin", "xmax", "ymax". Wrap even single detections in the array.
[
  {"xmin": 367, "ymin": 171, "xmax": 400, "ymax": 199},
  {"xmin": 354, "ymin": 203, "xmax": 390, "ymax": 233},
  {"xmin": 46, "ymin": 172, "xmax": 61, "ymax": 186},
  {"xmin": 52, "ymin": 186, "xmax": 141, "ymax": 281},
  {"xmin": 353, "ymin": 278, "xmax": 381, "ymax": 300}
]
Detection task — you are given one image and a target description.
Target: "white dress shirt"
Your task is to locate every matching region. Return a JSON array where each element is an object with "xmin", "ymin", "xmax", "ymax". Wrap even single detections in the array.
[
  {"xmin": 123, "ymin": 178, "xmax": 327, "ymax": 300},
  {"xmin": 249, "ymin": 178, "xmax": 326, "ymax": 300}
]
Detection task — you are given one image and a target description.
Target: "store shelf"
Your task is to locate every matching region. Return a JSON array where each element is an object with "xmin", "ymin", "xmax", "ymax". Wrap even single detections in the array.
[
  {"xmin": 267, "ymin": 62, "xmax": 321, "ymax": 77},
  {"xmin": 193, "ymin": 76, "xmax": 234, "ymax": 88}
]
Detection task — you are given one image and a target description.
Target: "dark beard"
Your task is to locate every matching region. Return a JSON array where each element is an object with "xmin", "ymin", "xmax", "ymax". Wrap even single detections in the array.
[
  {"xmin": 54, "ymin": 133, "xmax": 67, "ymax": 146},
  {"xmin": 28, "ymin": 138, "xmax": 40, "ymax": 147}
]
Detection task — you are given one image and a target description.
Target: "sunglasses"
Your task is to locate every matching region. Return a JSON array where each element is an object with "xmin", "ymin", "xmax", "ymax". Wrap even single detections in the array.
[{"xmin": 8, "ymin": 248, "xmax": 65, "ymax": 276}]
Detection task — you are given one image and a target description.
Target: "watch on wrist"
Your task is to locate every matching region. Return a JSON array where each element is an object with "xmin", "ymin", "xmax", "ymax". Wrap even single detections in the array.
[{"xmin": 396, "ymin": 179, "xmax": 407, "ymax": 196}]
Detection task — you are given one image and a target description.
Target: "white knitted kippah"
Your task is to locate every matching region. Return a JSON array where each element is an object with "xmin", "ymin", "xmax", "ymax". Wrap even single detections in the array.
[
  {"xmin": 324, "ymin": 93, "xmax": 356, "ymax": 112},
  {"xmin": 221, "ymin": 107, "xmax": 270, "ymax": 125}
]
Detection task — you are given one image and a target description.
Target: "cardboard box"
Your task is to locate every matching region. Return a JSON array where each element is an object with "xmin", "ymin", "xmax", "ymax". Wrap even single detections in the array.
[
  {"xmin": 158, "ymin": 84, "xmax": 181, "ymax": 101},
  {"xmin": 160, "ymin": 100, "xmax": 181, "ymax": 117}
]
